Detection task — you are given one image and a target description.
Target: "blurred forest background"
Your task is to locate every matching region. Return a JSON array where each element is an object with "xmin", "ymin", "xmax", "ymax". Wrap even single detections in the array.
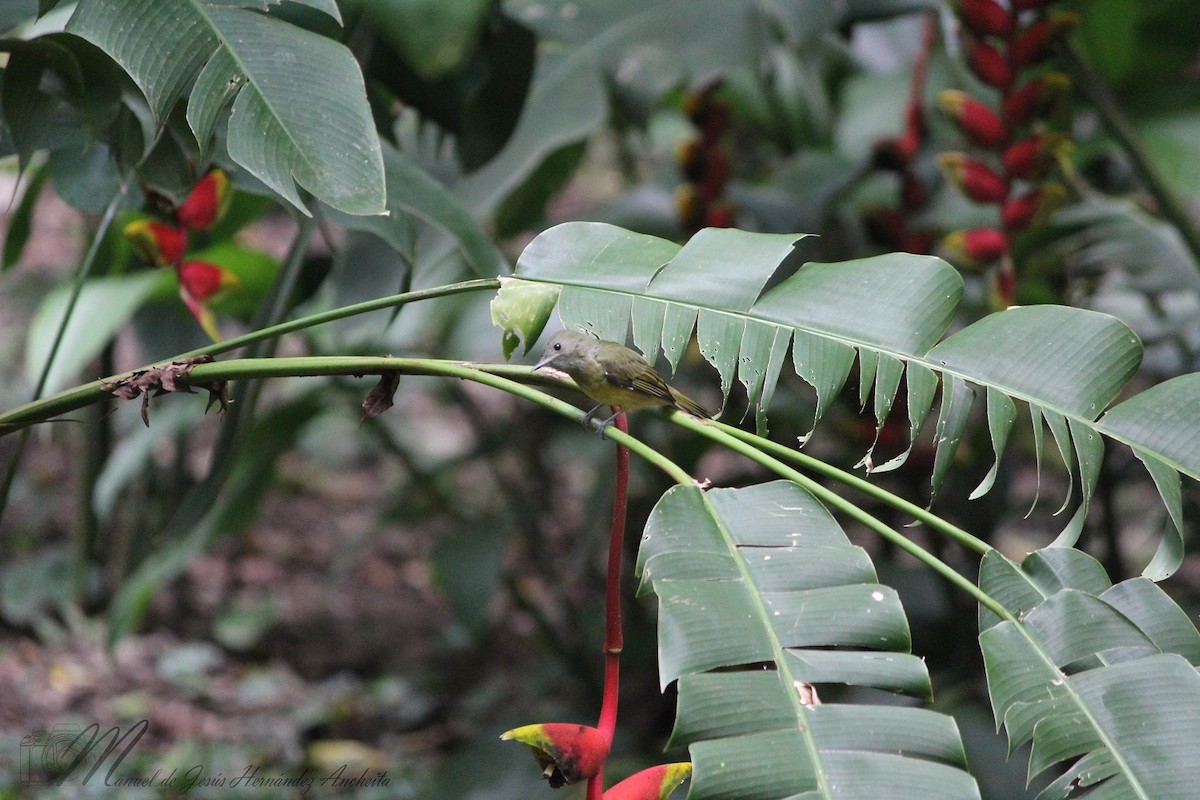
[{"xmin": 0, "ymin": 0, "xmax": 1198, "ymax": 798}]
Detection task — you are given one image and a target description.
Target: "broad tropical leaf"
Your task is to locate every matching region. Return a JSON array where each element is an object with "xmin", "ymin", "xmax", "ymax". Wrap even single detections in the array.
[
  {"xmin": 491, "ymin": 222, "xmax": 1199, "ymax": 576},
  {"xmin": 637, "ymin": 480, "xmax": 979, "ymax": 800},
  {"xmin": 66, "ymin": 0, "xmax": 384, "ymax": 216},
  {"xmin": 977, "ymin": 547, "xmax": 1200, "ymax": 799}
]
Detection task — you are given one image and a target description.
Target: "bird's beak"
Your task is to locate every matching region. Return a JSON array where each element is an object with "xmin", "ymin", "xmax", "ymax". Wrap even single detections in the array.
[{"xmin": 532, "ymin": 354, "xmax": 553, "ymax": 371}]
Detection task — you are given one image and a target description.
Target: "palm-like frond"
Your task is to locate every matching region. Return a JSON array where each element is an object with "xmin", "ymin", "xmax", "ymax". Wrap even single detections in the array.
[
  {"xmin": 637, "ymin": 480, "xmax": 980, "ymax": 800},
  {"xmin": 492, "ymin": 222, "xmax": 1199, "ymax": 577}
]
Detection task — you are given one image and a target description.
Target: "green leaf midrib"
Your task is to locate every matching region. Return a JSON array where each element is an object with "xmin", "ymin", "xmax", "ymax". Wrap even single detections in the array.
[
  {"xmin": 542, "ymin": 279, "xmax": 1114, "ymax": 432},
  {"xmin": 987, "ymin": 569, "xmax": 1152, "ymax": 799},
  {"xmin": 194, "ymin": 1, "xmax": 322, "ymax": 185},
  {"xmin": 697, "ymin": 487, "xmax": 835, "ymax": 799}
]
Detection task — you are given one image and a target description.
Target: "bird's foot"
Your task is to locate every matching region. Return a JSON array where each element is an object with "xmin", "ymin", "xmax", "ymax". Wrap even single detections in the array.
[{"xmin": 583, "ymin": 405, "xmax": 619, "ymax": 436}]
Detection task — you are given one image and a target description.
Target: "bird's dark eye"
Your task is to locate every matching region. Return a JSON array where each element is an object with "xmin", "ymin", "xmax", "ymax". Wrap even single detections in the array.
[{"xmin": 553, "ymin": 343, "xmax": 562, "ymax": 351}]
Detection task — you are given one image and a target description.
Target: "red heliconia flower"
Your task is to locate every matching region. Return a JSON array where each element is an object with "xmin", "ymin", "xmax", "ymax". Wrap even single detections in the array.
[
  {"xmin": 941, "ymin": 227, "xmax": 1009, "ymax": 267},
  {"xmin": 1002, "ymin": 133, "xmax": 1071, "ymax": 181},
  {"xmin": 500, "ymin": 723, "xmax": 610, "ymax": 788},
  {"xmin": 937, "ymin": 152, "xmax": 1009, "ymax": 203},
  {"xmin": 938, "ymin": 90, "xmax": 1009, "ymax": 149},
  {"xmin": 1011, "ymin": 13, "xmax": 1080, "ymax": 68},
  {"xmin": 704, "ymin": 200, "xmax": 736, "ymax": 228},
  {"xmin": 124, "ymin": 220, "xmax": 187, "ymax": 268},
  {"xmin": 604, "ymin": 763, "xmax": 693, "ymax": 800},
  {"xmin": 1003, "ymin": 73, "xmax": 1071, "ymax": 126},
  {"xmin": 1002, "ymin": 183, "xmax": 1067, "ymax": 230},
  {"xmin": 954, "ymin": 0, "xmax": 1014, "ymax": 38},
  {"xmin": 966, "ymin": 37, "xmax": 1013, "ymax": 89},
  {"xmin": 176, "ymin": 260, "xmax": 239, "ymax": 342},
  {"xmin": 176, "ymin": 168, "xmax": 233, "ymax": 232}
]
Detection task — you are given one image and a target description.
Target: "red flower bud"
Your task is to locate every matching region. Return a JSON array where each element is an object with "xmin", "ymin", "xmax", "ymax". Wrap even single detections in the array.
[
  {"xmin": 176, "ymin": 260, "xmax": 239, "ymax": 342},
  {"xmin": 941, "ymin": 228, "xmax": 1009, "ymax": 267},
  {"xmin": 1011, "ymin": 13, "xmax": 1079, "ymax": 67},
  {"xmin": 938, "ymin": 152, "xmax": 1009, "ymax": 203},
  {"xmin": 954, "ymin": 0, "xmax": 1014, "ymax": 38},
  {"xmin": 966, "ymin": 37, "xmax": 1013, "ymax": 89},
  {"xmin": 938, "ymin": 90, "xmax": 1009, "ymax": 149},
  {"xmin": 1002, "ymin": 133, "xmax": 1071, "ymax": 180},
  {"xmin": 704, "ymin": 200, "xmax": 736, "ymax": 228},
  {"xmin": 1002, "ymin": 183, "xmax": 1067, "ymax": 230},
  {"xmin": 604, "ymin": 763, "xmax": 693, "ymax": 800},
  {"xmin": 125, "ymin": 220, "xmax": 187, "ymax": 267},
  {"xmin": 1003, "ymin": 73, "xmax": 1071, "ymax": 126},
  {"xmin": 176, "ymin": 169, "xmax": 233, "ymax": 232},
  {"xmin": 501, "ymin": 723, "xmax": 609, "ymax": 788}
]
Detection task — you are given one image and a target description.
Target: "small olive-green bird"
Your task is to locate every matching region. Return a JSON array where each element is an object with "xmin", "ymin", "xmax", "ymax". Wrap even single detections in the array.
[{"xmin": 533, "ymin": 330, "xmax": 711, "ymax": 426}]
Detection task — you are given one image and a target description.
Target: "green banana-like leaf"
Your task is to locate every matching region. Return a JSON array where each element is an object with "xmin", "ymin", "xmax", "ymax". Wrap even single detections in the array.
[
  {"xmin": 491, "ymin": 221, "xmax": 1198, "ymax": 577},
  {"xmin": 637, "ymin": 480, "xmax": 979, "ymax": 800},
  {"xmin": 66, "ymin": 0, "xmax": 384, "ymax": 216},
  {"xmin": 977, "ymin": 548, "xmax": 1200, "ymax": 800}
]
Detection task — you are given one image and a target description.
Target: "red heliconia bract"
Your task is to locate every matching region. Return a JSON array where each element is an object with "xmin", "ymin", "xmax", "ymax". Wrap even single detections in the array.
[
  {"xmin": 966, "ymin": 37, "xmax": 1013, "ymax": 89},
  {"xmin": 175, "ymin": 260, "xmax": 238, "ymax": 342},
  {"xmin": 500, "ymin": 723, "xmax": 610, "ymax": 788},
  {"xmin": 942, "ymin": 227, "xmax": 1009, "ymax": 266},
  {"xmin": 1002, "ymin": 133, "xmax": 1070, "ymax": 180},
  {"xmin": 937, "ymin": 152, "xmax": 1009, "ymax": 203},
  {"xmin": 938, "ymin": 90, "xmax": 1009, "ymax": 149},
  {"xmin": 124, "ymin": 220, "xmax": 187, "ymax": 268},
  {"xmin": 177, "ymin": 260, "xmax": 233, "ymax": 303},
  {"xmin": 176, "ymin": 169, "xmax": 232, "ymax": 232},
  {"xmin": 1003, "ymin": 73, "xmax": 1071, "ymax": 126},
  {"xmin": 1002, "ymin": 183, "xmax": 1067, "ymax": 230},
  {"xmin": 1010, "ymin": 14, "xmax": 1079, "ymax": 68},
  {"xmin": 955, "ymin": 0, "xmax": 1014, "ymax": 38},
  {"xmin": 604, "ymin": 763, "xmax": 693, "ymax": 800}
]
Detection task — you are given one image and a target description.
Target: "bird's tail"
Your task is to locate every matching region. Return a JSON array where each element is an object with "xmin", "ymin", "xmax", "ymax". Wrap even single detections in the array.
[{"xmin": 669, "ymin": 388, "xmax": 711, "ymax": 419}]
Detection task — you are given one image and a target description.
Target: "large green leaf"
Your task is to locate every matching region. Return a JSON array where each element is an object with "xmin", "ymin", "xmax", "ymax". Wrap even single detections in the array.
[
  {"xmin": 25, "ymin": 270, "xmax": 170, "ymax": 395},
  {"xmin": 66, "ymin": 0, "xmax": 384, "ymax": 216},
  {"xmin": 637, "ymin": 480, "xmax": 978, "ymax": 800},
  {"xmin": 977, "ymin": 548, "xmax": 1200, "ymax": 800},
  {"xmin": 492, "ymin": 222, "xmax": 1198, "ymax": 576}
]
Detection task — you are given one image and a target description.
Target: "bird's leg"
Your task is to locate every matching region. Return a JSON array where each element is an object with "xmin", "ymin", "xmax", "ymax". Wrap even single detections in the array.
[{"xmin": 582, "ymin": 404, "xmax": 620, "ymax": 436}]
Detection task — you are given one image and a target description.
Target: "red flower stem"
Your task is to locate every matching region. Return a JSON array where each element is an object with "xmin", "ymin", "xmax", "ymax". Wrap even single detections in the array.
[
  {"xmin": 588, "ymin": 774, "xmax": 604, "ymax": 800},
  {"xmin": 597, "ymin": 409, "xmax": 628, "ymax": 746}
]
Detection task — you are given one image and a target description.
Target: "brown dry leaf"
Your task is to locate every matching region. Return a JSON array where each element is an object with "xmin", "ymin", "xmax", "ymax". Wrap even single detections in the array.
[
  {"xmin": 361, "ymin": 372, "xmax": 401, "ymax": 419},
  {"xmin": 101, "ymin": 355, "xmax": 227, "ymax": 427}
]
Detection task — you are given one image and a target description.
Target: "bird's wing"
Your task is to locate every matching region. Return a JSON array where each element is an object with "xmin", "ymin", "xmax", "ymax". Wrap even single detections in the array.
[{"xmin": 604, "ymin": 368, "xmax": 675, "ymax": 405}]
